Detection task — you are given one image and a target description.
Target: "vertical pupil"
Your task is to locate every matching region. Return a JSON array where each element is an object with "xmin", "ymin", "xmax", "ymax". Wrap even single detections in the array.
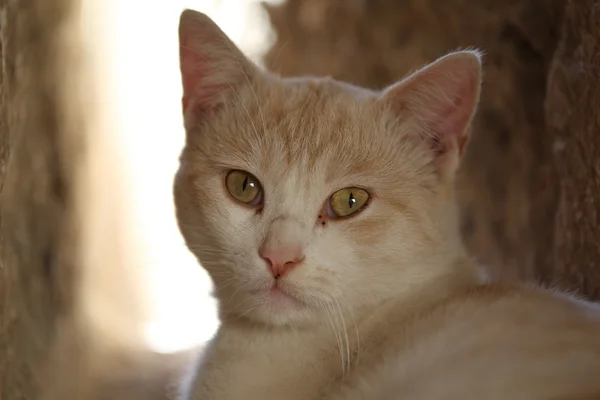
[
  {"xmin": 348, "ymin": 192, "xmax": 356, "ymax": 208},
  {"xmin": 242, "ymin": 175, "xmax": 248, "ymax": 191}
]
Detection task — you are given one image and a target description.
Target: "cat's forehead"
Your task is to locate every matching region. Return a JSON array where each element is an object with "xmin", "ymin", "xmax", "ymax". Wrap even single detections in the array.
[
  {"xmin": 191, "ymin": 76, "xmax": 427, "ymax": 188},
  {"xmin": 262, "ymin": 80, "xmax": 386, "ymax": 180},
  {"xmin": 249, "ymin": 78, "xmax": 373, "ymax": 139}
]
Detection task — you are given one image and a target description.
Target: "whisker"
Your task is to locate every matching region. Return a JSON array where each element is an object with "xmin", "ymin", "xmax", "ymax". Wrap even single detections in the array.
[
  {"xmin": 268, "ymin": 39, "xmax": 290, "ymax": 74},
  {"xmin": 334, "ymin": 297, "xmax": 351, "ymax": 374},
  {"xmin": 340, "ymin": 293, "xmax": 361, "ymax": 366},
  {"xmin": 221, "ymin": 303, "xmax": 261, "ymax": 323},
  {"xmin": 323, "ymin": 301, "xmax": 345, "ymax": 375},
  {"xmin": 213, "ymin": 277, "xmax": 238, "ymax": 290},
  {"xmin": 224, "ymin": 284, "xmax": 245, "ymax": 306}
]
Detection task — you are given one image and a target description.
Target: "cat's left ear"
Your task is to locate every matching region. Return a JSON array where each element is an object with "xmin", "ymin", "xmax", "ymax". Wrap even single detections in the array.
[
  {"xmin": 178, "ymin": 9, "xmax": 259, "ymax": 117},
  {"xmin": 379, "ymin": 50, "xmax": 482, "ymax": 180}
]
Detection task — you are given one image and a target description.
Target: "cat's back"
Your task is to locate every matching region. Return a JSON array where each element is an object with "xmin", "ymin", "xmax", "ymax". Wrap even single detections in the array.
[{"xmin": 333, "ymin": 284, "xmax": 600, "ymax": 400}]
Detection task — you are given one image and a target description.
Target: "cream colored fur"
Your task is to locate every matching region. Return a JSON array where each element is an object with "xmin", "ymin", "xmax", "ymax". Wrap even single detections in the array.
[{"xmin": 174, "ymin": 9, "xmax": 600, "ymax": 400}]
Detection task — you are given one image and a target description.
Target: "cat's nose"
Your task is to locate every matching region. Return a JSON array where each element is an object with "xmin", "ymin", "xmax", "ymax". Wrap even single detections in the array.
[{"xmin": 259, "ymin": 245, "xmax": 305, "ymax": 279}]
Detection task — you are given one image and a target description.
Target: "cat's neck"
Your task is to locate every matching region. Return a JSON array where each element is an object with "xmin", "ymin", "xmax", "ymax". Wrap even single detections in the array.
[
  {"xmin": 364, "ymin": 254, "xmax": 480, "ymax": 320},
  {"xmin": 349, "ymin": 253, "xmax": 481, "ymax": 331}
]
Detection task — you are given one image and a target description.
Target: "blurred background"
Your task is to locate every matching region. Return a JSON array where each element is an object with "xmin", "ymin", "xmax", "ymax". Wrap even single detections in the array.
[{"xmin": 76, "ymin": 0, "xmax": 599, "ymax": 398}]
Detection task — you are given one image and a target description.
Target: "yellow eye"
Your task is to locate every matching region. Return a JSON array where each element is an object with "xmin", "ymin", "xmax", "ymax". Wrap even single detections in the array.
[
  {"xmin": 225, "ymin": 170, "xmax": 263, "ymax": 206},
  {"xmin": 328, "ymin": 187, "xmax": 370, "ymax": 218}
]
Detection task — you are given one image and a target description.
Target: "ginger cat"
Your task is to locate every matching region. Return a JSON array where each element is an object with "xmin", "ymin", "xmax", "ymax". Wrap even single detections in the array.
[{"xmin": 174, "ymin": 9, "xmax": 600, "ymax": 400}]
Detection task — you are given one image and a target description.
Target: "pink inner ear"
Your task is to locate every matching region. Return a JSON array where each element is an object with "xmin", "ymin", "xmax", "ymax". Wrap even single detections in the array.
[
  {"xmin": 380, "ymin": 51, "xmax": 481, "ymax": 177},
  {"xmin": 179, "ymin": 12, "xmax": 235, "ymax": 116},
  {"xmin": 430, "ymin": 81, "xmax": 478, "ymax": 157},
  {"xmin": 408, "ymin": 55, "xmax": 480, "ymax": 155},
  {"xmin": 180, "ymin": 37, "xmax": 229, "ymax": 116},
  {"xmin": 180, "ymin": 45, "xmax": 228, "ymax": 115}
]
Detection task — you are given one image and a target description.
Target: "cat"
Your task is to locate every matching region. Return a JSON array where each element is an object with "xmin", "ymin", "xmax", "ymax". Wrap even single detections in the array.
[{"xmin": 174, "ymin": 9, "xmax": 600, "ymax": 400}]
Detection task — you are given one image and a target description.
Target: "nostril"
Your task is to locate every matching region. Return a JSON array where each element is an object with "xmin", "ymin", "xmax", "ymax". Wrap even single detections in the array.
[
  {"xmin": 261, "ymin": 256, "xmax": 273, "ymax": 271},
  {"xmin": 259, "ymin": 246, "xmax": 305, "ymax": 278},
  {"xmin": 283, "ymin": 255, "xmax": 303, "ymax": 269}
]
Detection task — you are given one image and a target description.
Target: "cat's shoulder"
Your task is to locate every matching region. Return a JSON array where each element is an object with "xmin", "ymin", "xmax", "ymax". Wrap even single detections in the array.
[
  {"xmin": 406, "ymin": 282, "xmax": 600, "ymax": 339},
  {"xmin": 439, "ymin": 282, "xmax": 600, "ymax": 319},
  {"xmin": 330, "ymin": 284, "xmax": 600, "ymax": 400}
]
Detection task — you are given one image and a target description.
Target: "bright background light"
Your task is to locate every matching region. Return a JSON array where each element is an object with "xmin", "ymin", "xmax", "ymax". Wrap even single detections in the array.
[{"xmin": 97, "ymin": 0, "xmax": 281, "ymax": 354}]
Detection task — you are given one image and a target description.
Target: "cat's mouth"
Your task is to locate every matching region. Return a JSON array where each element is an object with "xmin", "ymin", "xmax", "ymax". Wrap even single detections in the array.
[{"xmin": 249, "ymin": 284, "xmax": 309, "ymax": 309}]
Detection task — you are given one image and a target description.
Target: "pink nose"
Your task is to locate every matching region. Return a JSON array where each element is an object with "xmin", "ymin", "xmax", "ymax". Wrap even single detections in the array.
[{"xmin": 259, "ymin": 245, "xmax": 304, "ymax": 278}]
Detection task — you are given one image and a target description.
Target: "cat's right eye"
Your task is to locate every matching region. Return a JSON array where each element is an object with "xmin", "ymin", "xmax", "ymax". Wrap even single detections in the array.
[
  {"xmin": 225, "ymin": 170, "xmax": 263, "ymax": 206},
  {"xmin": 327, "ymin": 187, "xmax": 370, "ymax": 218}
]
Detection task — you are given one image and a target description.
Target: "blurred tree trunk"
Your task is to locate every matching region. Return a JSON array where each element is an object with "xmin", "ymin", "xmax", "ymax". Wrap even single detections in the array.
[
  {"xmin": 545, "ymin": 0, "xmax": 600, "ymax": 299},
  {"xmin": 0, "ymin": 1, "xmax": 192, "ymax": 399},
  {"xmin": 0, "ymin": 0, "xmax": 92, "ymax": 398},
  {"xmin": 264, "ymin": 0, "xmax": 600, "ymax": 299}
]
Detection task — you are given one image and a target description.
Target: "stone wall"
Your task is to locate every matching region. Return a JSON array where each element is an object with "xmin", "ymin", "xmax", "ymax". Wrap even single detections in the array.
[
  {"xmin": 545, "ymin": 0, "xmax": 600, "ymax": 299},
  {"xmin": 0, "ymin": 0, "xmax": 86, "ymax": 397}
]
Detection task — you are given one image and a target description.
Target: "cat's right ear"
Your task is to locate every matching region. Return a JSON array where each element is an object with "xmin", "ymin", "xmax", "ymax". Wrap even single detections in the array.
[
  {"xmin": 378, "ymin": 50, "xmax": 482, "ymax": 181},
  {"xmin": 179, "ymin": 9, "xmax": 256, "ymax": 116}
]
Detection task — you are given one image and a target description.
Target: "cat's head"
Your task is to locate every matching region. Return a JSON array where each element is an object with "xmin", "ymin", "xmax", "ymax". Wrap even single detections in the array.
[{"xmin": 174, "ymin": 10, "xmax": 482, "ymax": 327}]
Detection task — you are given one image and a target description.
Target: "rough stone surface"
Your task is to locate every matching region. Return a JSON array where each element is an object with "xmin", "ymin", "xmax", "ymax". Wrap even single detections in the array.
[
  {"xmin": 545, "ymin": 0, "xmax": 600, "ymax": 299},
  {"xmin": 0, "ymin": 0, "xmax": 84, "ymax": 398}
]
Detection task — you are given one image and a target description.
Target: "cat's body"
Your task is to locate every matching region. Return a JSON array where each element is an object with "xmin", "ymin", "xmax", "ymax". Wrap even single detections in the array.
[
  {"xmin": 183, "ymin": 281, "xmax": 600, "ymax": 400},
  {"xmin": 331, "ymin": 285, "xmax": 600, "ymax": 399},
  {"xmin": 175, "ymin": 9, "xmax": 600, "ymax": 399}
]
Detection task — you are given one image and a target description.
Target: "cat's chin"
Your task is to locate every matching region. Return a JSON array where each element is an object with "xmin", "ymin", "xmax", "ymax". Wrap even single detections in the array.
[
  {"xmin": 250, "ymin": 307, "xmax": 319, "ymax": 327},
  {"xmin": 219, "ymin": 286, "xmax": 322, "ymax": 327},
  {"xmin": 248, "ymin": 287, "xmax": 317, "ymax": 326}
]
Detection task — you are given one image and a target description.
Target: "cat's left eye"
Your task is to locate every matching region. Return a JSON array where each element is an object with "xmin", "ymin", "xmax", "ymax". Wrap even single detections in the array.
[
  {"xmin": 327, "ymin": 187, "xmax": 370, "ymax": 218},
  {"xmin": 225, "ymin": 170, "xmax": 263, "ymax": 206}
]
